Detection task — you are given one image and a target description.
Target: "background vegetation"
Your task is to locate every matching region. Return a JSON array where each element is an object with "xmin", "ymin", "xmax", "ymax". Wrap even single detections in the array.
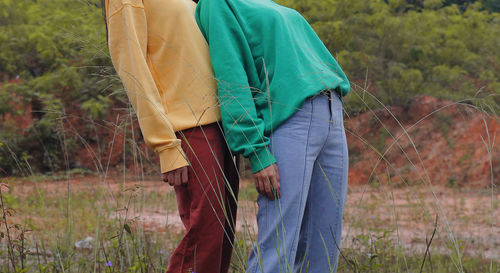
[
  {"xmin": 0, "ymin": 0, "xmax": 498, "ymax": 272},
  {"xmin": 0, "ymin": 0, "xmax": 499, "ymax": 175},
  {"xmin": 282, "ymin": 0, "xmax": 500, "ymax": 112},
  {"xmin": 1, "ymin": 0, "xmax": 500, "ymax": 175}
]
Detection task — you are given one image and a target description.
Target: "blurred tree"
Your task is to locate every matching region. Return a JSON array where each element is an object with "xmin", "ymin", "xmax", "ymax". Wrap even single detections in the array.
[
  {"xmin": 0, "ymin": 0, "xmax": 499, "ymax": 174},
  {"xmin": 279, "ymin": 0, "xmax": 500, "ymax": 114},
  {"xmin": 0, "ymin": 0, "xmax": 121, "ymax": 175},
  {"xmin": 483, "ymin": 0, "xmax": 500, "ymax": 11}
]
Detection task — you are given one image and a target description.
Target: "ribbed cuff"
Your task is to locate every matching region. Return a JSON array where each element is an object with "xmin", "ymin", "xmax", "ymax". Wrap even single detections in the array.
[
  {"xmin": 158, "ymin": 146, "xmax": 189, "ymax": 173},
  {"xmin": 249, "ymin": 147, "xmax": 276, "ymax": 173}
]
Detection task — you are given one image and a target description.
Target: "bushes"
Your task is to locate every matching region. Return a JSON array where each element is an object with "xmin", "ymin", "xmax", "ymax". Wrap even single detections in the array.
[
  {"xmin": 0, "ymin": 0, "xmax": 123, "ymax": 175},
  {"xmin": 1, "ymin": 0, "xmax": 499, "ymax": 175},
  {"xmin": 281, "ymin": 0, "xmax": 500, "ymax": 114}
]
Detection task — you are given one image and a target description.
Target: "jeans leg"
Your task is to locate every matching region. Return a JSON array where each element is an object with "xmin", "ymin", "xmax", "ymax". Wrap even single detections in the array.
[
  {"xmin": 247, "ymin": 96, "xmax": 330, "ymax": 273},
  {"xmin": 294, "ymin": 184, "xmax": 313, "ymax": 272},
  {"xmin": 306, "ymin": 94, "xmax": 348, "ymax": 273}
]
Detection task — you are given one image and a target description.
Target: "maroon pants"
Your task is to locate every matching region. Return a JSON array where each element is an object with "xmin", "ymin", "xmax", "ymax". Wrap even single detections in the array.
[{"xmin": 166, "ymin": 123, "xmax": 239, "ymax": 273}]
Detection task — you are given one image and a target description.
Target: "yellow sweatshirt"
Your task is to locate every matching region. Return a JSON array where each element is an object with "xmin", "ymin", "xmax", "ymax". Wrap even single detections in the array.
[{"xmin": 105, "ymin": 0, "xmax": 220, "ymax": 173}]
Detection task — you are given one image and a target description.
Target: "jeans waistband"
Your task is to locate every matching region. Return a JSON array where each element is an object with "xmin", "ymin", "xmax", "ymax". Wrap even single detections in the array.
[{"xmin": 314, "ymin": 88, "xmax": 341, "ymax": 98}]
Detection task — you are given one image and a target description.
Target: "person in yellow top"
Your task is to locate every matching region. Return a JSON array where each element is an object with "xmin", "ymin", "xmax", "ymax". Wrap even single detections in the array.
[{"xmin": 102, "ymin": 0, "xmax": 239, "ymax": 272}]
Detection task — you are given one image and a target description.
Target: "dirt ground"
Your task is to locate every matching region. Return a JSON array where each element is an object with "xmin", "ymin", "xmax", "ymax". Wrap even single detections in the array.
[{"xmin": 6, "ymin": 175, "xmax": 499, "ymax": 260}]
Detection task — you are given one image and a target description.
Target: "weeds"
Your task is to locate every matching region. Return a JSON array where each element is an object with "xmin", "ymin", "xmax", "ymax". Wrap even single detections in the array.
[
  {"xmin": 0, "ymin": 3, "xmax": 499, "ymax": 271},
  {"xmin": 2, "ymin": 87, "xmax": 499, "ymax": 272},
  {"xmin": 0, "ymin": 180, "xmax": 31, "ymax": 272}
]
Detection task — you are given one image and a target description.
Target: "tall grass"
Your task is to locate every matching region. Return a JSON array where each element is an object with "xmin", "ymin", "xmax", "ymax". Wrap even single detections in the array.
[
  {"xmin": 0, "ymin": 1, "xmax": 499, "ymax": 271},
  {"xmin": 0, "ymin": 80, "xmax": 498, "ymax": 272}
]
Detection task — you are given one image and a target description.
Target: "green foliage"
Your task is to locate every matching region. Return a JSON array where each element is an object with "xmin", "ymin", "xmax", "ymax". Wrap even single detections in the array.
[
  {"xmin": 0, "ymin": 0, "xmax": 121, "ymax": 175},
  {"xmin": 279, "ymin": 0, "xmax": 500, "ymax": 114},
  {"xmin": 1, "ymin": 0, "xmax": 500, "ymax": 175},
  {"xmin": 81, "ymin": 95, "xmax": 111, "ymax": 119},
  {"xmin": 484, "ymin": 0, "xmax": 500, "ymax": 11}
]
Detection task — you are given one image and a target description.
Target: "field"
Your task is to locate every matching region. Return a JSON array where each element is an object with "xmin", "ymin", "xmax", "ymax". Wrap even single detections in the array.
[
  {"xmin": 1, "ymin": 0, "xmax": 500, "ymax": 272},
  {"xmin": 0, "ymin": 173, "xmax": 498, "ymax": 272}
]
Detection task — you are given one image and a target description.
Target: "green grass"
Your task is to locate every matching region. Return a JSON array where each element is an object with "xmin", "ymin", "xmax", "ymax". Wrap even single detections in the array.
[
  {"xmin": 1, "ymin": 67, "xmax": 499, "ymax": 272},
  {"xmin": 0, "ymin": 175, "xmax": 498, "ymax": 272}
]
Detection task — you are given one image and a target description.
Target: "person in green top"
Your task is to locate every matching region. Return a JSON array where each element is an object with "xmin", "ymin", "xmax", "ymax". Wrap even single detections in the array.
[{"xmin": 196, "ymin": 0, "xmax": 350, "ymax": 272}]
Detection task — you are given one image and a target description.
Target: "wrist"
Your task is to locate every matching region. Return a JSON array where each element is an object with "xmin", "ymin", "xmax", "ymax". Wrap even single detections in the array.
[
  {"xmin": 158, "ymin": 146, "xmax": 189, "ymax": 173},
  {"xmin": 249, "ymin": 147, "xmax": 276, "ymax": 173}
]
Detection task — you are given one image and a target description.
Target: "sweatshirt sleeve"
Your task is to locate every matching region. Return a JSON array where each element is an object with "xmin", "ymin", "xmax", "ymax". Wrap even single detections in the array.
[
  {"xmin": 106, "ymin": 0, "xmax": 188, "ymax": 173},
  {"xmin": 196, "ymin": 0, "xmax": 276, "ymax": 173}
]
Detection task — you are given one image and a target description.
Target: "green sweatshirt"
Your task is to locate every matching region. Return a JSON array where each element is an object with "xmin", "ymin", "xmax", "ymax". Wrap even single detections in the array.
[{"xmin": 195, "ymin": 0, "xmax": 350, "ymax": 173}]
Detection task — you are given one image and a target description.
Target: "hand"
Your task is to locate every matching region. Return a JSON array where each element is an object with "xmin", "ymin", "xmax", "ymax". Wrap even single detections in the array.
[
  {"xmin": 253, "ymin": 164, "xmax": 281, "ymax": 200},
  {"xmin": 162, "ymin": 166, "xmax": 188, "ymax": 187}
]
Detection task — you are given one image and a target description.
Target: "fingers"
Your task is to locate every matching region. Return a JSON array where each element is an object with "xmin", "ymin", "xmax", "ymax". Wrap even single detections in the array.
[
  {"xmin": 167, "ymin": 172, "xmax": 175, "ymax": 186},
  {"xmin": 273, "ymin": 164, "xmax": 280, "ymax": 184},
  {"xmin": 273, "ymin": 164, "xmax": 281, "ymax": 198},
  {"xmin": 253, "ymin": 164, "xmax": 281, "ymax": 200},
  {"xmin": 263, "ymin": 175, "xmax": 272, "ymax": 198},
  {"xmin": 181, "ymin": 166, "xmax": 189, "ymax": 185},
  {"xmin": 266, "ymin": 164, "xmax": 280, "ymax": 199},
  {"xmin": 162, "ymin": 166, "xmax": 189, "ymax": 187},
  {"xmin": 253, "ymin": 174, "xmax": 265, "ymax": 198},
  {"xmin": 254, "ymin": 175, "xmax": 263, "ymax": 196},
  {"xmin": 269, "ymin": 177, "xmax": 279, "ymax": 199},
  {"xmin": 174, "ymin": 170, "xmax": 182, "ymax": 186}
]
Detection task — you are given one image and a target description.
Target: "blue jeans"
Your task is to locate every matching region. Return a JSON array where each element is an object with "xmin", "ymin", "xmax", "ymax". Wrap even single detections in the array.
[{"xmin": 247, "ymin": 92, "xmax": 349, "ymax": 273}]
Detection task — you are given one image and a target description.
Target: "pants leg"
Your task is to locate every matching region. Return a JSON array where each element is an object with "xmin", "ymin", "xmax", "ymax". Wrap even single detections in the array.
[
  {"xmin": 166, "ymin": 123, "xmax": 239, "ymax": 273},
  {"xmin": 246, "ymin": 96, "xmax": 330, "ymax": 273},
  {"xmin": 296, "ymin": 93, "xmax": 349, "ymax": 273},
  {"xmin": 221, "ymin": 153, "xmax": 240, "ymax": 273}
]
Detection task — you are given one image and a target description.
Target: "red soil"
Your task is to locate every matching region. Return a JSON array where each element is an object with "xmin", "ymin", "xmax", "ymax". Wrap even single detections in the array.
[{"xmin": 345, "ymin": 95, "xmax": 499, "ymax": 188}]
